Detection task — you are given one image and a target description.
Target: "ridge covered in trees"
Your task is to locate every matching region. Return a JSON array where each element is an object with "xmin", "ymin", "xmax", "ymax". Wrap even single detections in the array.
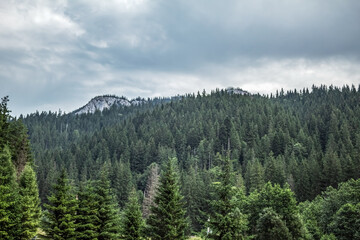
[{"xmin": 1, "ymin": 84, "xmax": 360, "ymax": 239}]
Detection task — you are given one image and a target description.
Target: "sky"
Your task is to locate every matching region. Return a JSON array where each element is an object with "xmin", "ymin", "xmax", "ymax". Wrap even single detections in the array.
[{"xmin": 1, "ymin": 0, "xmax": 360, "ymax": 116}]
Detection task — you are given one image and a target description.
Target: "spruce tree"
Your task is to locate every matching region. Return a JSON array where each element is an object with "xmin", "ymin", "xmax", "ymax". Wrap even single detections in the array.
[
  {"xmin": 208, "ymin": 153, "xmax": 248, "ymax": 240},
  {"xmin": 18, "ymin": 163, "xmax": 41, "ymax": 240},
  {"xmin": 42, "ymin": 169, "xmax": 77, "ymax": 240},
  {"xmin": 0, "ymin": 96, "xmax": 10, "ymax": 148},
  {"xmin": 147, "ymin": 158, "xmax": 188, "ymax": 240},
  {"xmin": 0, "ymin": 145, "xmax": 19, "ymax": 239},
  {"xmin": 121, "ymin": 188, "xmax": 145, "ymax": 240},
  {"xmin": 75, "ymin": 181, "xmax": 99, "ymax": 240},
  {"xmin": 94, "ymin": 165, "xmax": 121, "ymax": 240}
]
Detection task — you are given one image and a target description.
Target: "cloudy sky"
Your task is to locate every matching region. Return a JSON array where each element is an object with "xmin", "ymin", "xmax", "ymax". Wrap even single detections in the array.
[{"xmin": 1, "ymin": 0, "xmax": 360, "ymax": 116}]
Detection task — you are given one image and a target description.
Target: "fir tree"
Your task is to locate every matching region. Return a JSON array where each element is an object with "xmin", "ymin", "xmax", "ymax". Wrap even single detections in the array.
[
  {"xmin": 121, "ymin": 188, "xmax": 145, "ymax": 240},
  {"xmin": 0, "ymin": 96, "xmax": 11, "ymax": 149},
  {"xmin": 147, "ymin": 158, "xmax": 188, "ymax": 240},
  {"xmin": 0, "ymin": 145, "xmax": 19, "ymax": 239},
  {"xmin": 42, "ymin": 169, "xmax": 77, "ymax": 240},
  {"xmin": 18, "ymin": 163, "xmax": 41, "ymax": 240},
  {"xmin": 94, "ymin": 165, "xmax": 121, "ymax": 240},
  {"xmin": 208, "ymin": 153, "xmax": 248, "ymax": 240},
  {"xmin": 75, "ymin": 181, "xmax": 99, "ymax": 240}
]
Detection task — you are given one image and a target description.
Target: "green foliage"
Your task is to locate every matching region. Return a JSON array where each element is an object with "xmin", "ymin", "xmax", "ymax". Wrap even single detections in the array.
[
  {"xmin": 0, "ymin": 96, "xmax": 11, "ymax": 149},
  {"xmin": 245, "ymin": 156, "xmax": 265, "ymax": 193},
  {"xmin": 255, "ymin": 207, "xmax": 291, "ymax": 240},
  {"xmin": 9, "ymin": 86, "xmax": 360, "ymax": 237},
  {"xmin": 208, "ymin": 154, "xmax": 248, "ymax": 240},
  {"xmin": 300, "ymin": 178, "xmax": 360, "ymax": 240},
  {"xmin": 42, "ymin": 169, "xmax": 77, "ymax": 240},
  {"xmin": 147, "ymin": 158, "xmax": 188, "ymax": 240},
  {"xmin": 121, "ymin": 188, "xmax": 145, "ymax": 240},
  {"xmin": 329, "ymin": 203, "xmax": 360, "ymax": 240},
  {"xmin": 182, "ymin": 167, "xmax": 211, "ymax": 233},
  {"xmin": 18, "ymin": 163, "xmax": 41, "ymax": 240},
  {"xmin": 246, "ymin": 182, "xmax": 305, "ymax": 239},
  {"xmin": 93, "ymin": 165, "xmax": 121, "ymax": 240},
  {"xmin": 320, "ymin": 234, "xmax": 337, "ymax": 240},
  {"xmin": 75, "ymin": 181, "xmax": 99, "ymax": 240},
  {"xmin": 0, "ymin": 145, "xmax": 19, "ymax": 239}
]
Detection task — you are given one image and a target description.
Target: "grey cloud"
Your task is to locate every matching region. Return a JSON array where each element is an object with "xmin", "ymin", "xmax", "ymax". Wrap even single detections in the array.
[{"xmin": 1, "ymin": 0, "xmax": 360, "ymax": 116}]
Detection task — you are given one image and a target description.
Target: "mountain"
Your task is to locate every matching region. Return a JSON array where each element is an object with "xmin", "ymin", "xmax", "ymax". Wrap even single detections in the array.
[
  {"xmin": 226, "ymin": 87, "xmax": 250, "ymax": 95},
  {"xmin": 73, "ymin": 95, "xmax": 146, "ymax": 115}
]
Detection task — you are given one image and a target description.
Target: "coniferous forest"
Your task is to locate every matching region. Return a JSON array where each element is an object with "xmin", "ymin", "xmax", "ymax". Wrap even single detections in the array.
[{"xmin": 1, "ymin": 85, "xmax": 360, "ymax": 239}]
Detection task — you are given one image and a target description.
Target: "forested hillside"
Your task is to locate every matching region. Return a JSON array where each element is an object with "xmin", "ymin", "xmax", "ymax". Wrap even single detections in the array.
[
  {"xmin": 23, "ymin": 85, "xmax": 360, "ymax": 202},
  {"xmin": 2, "ymin": 85, "xmax": 360, "ymax": 239}
]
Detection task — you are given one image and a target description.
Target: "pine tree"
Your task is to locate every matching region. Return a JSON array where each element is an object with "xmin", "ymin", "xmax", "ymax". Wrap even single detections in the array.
[
  {"xmin": 208, "ymin": 153, "xmax": 248, "ymax": 240},
  {"xmin": 121, "ymin": 188, "xmax": 145, "ymax": 240},
  {"xmin": 183, "ymin": 167, "xmax": 210, "ymax": 233},
  {"xmin": 0, "ymin": 96, "xmax": 11, "ymax": 149},
  {"xmin": 42, "ymin": 169, "xmax": 77, "ymax": 240},
  {"xmin": 0, "ymin": 145, "xmax": 19, "ymax": 239},
  {"xmin": 245, "ymin": 156, "xmax": 265, "ymax": 193},
  {"xmin": 18, "ymin": 163, "xmax": 41, "ymax": 240},
  {"xmin": 75, "ymin": 181, "xmax": 99, "ymax": 240},
  {"xmin": 94, "ymin": 165, "xmax": 121, "ymax": 240},
  {"xmin": 147, "ymin": 158, "xmax": 188, "ymax": 240}
]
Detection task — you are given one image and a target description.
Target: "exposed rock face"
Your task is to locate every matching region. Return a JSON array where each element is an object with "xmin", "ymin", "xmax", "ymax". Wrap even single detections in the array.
[
  {"xmin": 226, "ymin": 87, "xmax": 250, "ymax": 95},
  {"xmin": 73, "ymin": 95, "xmax": 145, "ymax": 115}
]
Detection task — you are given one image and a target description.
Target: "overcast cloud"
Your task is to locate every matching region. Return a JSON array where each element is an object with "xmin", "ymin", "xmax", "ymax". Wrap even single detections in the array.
[{"xmin": 1, "ymin": 0, "xmax": 360, "ymax": 116}]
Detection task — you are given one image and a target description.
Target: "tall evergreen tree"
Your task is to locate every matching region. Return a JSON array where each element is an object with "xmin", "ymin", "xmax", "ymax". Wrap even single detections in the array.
[
  {"xmin": 245, "ymin": 156, "xmax": 265, "ymax": 193},
  {"xmin": 18, "ymin": 163, "xmax": 41, "ymax": 240},
  {"xmin": 0, "ymin": 96, "xmax": 11, "ymax": 148},
  {"xmin": 75, "ymin": 181, "xmax": 99, "ymax": 240},
  {"xmin": 208, "ymin": 153, "xmax": 248, "ymax": 240},
  {"xmin": 42, "ymin": 169, "xmax": 77, "ymax": 240},
  {"xmin": 147, "ymin": 158, "xmax": 188, "ymax": 240},
  {"xmin": 94, "ymin": 165, "xmax": 121, "ymax": 240},
  {"xmin": 121, "ymin": 188, "xmax": 145, "ymax": 240},
  {"xmin": 0, "ymin": 145, "xmax": 19, "ymax": 239}
]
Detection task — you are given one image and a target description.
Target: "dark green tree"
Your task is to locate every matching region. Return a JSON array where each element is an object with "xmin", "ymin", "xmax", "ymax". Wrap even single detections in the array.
[
  {"xmin": 0, "ymin": 145, "xmax": 19, "ymax": 239},
  {"xmin": 245, "ymin": 156, "xmax": 265, "ymax": 193},
  {"xmin": 330, "ymin": 203, "xmax": 360, "ymax": 240},
  {"xmin": 94, "ymin": 165, "xmax": 121, "ymax": 240},
  {"xmin": 18, "ymin": 163, "xmax": 41, "ymax": 240},
  {"xmin": 208, "ymin": 154, "xmax": 248, "ymax": 240},
  {"xmin": 246, "ymin": 182, "xmax": 305, "ymax": 239},
  {"xmin": 255, "ymin": 207, "xmax": 291, "ymax": 240},
  {"xmin": 42, "ymin": 169, "xmax": 77, "ymax": 240},
  {"xmin": 147, "ymin": 158, "xmax": 188, "ymax": 240},
  {"xmin": 121, "ymin": 188, "xmax": 145, "ymax": 240},
  {"xmin": 182, "ymin": 167, "xmax": 210, "ymax": 233},
  {"xmin": 75, "ymin": 181, "xmax": 99, "ymax": 240},
  {"xmin": 0, "ymin": 96, "xmax": 11, "ymax": 148}
]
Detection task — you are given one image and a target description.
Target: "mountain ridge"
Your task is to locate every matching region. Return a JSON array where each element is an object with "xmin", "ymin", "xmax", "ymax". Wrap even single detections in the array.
[
  {"xmin": 73, "ymin": 95, "xmax": 146, "ymax": 115},
  {"xmin": 72, "ymin": 87, "xmax": 249, "ymax": 115}
]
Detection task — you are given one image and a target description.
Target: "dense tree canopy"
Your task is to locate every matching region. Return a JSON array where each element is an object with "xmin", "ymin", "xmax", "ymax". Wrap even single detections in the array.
[{"xmin": 1, "ymin": 85, "xmax": 360, "ymax": 239}]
